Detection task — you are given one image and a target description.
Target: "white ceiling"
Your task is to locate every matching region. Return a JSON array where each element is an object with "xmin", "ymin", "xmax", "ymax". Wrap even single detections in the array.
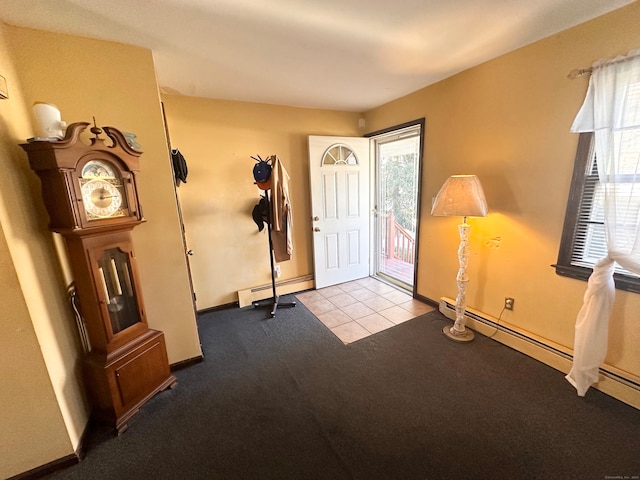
[{"xmin": 0, "ymin": 0, "xmax": 634, "ymax": 111}]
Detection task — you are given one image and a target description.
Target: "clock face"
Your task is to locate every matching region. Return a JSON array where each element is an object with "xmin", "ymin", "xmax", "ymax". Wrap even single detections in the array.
[
  {"xmin": 80, "ymin": 160, "xmax": 128, "ymax": 220},
  {"xmin": 82, "ymin": 179, "xmax": 122, "ymax": 218}
]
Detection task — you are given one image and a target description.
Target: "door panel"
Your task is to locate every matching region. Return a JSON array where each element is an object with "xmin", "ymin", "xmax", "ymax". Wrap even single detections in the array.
[
  {"xmin": 325, "ymin": 234, "xmax": 339, "ymax": 270},
  {"xmin": 347, "ymin": 230, "xmax": 360, "ymax": 265},
  {"xmin": 309, "ymin": 136, "xmax": 370, "ymax": 289},
  {"xmin": 323, "ymin": 173, "xmax": 338, "ymax": 219}
]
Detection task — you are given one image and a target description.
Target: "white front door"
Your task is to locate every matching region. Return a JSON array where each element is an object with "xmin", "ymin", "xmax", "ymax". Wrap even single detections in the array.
[{"xmin": 308, "ymin": 136, "xmax": 370, "ymax": 289}]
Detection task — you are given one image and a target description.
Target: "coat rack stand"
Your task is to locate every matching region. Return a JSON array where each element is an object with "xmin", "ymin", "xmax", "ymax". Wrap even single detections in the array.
[{"xmin": 253, "ymin": 189, "xmax": 296, "ymax": 317}]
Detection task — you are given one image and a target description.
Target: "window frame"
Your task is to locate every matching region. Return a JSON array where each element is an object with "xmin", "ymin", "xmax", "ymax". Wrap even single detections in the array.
[{"xmin": 555, "ymin": 132, "xmax": 640, "ymax": 294}]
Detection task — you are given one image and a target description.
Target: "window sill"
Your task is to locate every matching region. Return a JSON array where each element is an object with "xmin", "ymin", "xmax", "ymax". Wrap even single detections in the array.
[{"xmin": 553, "ymin": 264, "xmax": 640, "ymax": 294}]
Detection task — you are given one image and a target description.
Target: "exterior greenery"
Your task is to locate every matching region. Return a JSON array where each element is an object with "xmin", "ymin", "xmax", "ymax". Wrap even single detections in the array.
[{"xmin": 380, "ymin": 152, "xmax": 418, "ymax": 233}]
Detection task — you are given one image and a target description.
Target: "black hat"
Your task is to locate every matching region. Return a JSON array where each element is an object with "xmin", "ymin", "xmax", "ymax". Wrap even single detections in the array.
[{"xmin": 252, "ymin": 155, "xmax": 272, "ymax": 183}]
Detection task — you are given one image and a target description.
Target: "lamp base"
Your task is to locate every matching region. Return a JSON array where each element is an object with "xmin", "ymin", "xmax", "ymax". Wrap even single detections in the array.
[{"xmin": 442, "ymin": 324, "xmax": 475, "ymax": 342}]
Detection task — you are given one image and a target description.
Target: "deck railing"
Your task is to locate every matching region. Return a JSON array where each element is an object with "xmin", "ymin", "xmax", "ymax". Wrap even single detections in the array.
[{"xmin": 386, "ymin": 211, "xmax": 415, "ymax": 264}]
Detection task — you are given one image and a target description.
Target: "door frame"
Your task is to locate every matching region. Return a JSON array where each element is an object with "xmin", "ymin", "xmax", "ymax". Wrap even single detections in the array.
[
  {"xmin": 365, "ymin": 118, "xmax": 425, "ymax": 295},
  {"xmin": 161, "ymin": 102, "xmax": 199, "ymax": 315}
]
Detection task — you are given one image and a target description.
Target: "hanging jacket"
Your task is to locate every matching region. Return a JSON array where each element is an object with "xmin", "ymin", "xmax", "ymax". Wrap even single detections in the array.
[{"xmin": 270, "ymin": 155, "xmax": 293, "ymax": 262}]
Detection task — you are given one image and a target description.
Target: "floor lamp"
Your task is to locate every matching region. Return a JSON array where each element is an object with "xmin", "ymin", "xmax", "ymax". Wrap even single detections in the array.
[{"xmin": 431, "ymin": 175, "xmax": 488, "ymax": 342}]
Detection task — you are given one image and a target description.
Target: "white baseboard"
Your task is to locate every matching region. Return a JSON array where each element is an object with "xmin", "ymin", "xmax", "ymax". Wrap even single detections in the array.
[
  {"xmin": 237, "ymin": 275, "xmax": 314, "ymax": 308},
  {"xmin": 439, "ymin": 297, "xmax": 640, "ymax": 410}
]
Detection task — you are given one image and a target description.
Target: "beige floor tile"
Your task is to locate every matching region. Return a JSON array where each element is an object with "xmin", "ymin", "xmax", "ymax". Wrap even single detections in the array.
[
  {"xmin": 304, "ymin": 298, "xmax": 337, "ymax": 316},
  {"xmin": 337, "ymin": 281, "xmax": 361, "ymax": 292},
  {"xmin": 317, "ymin": 285, "xmax": 345, "ymax": 298},
  {"xmin": 383, "ymin": 290, "xmax": 414, "ymax": 305},
  {"xmin": 348, "ymin": 287, "xmax": 378, "ymax": 302},
  {"xmin": 353, "ymin": 277, "xmax": 381, "ymax": 288},
  {"xmin": 341, "ymin": 302, "xmax": 376, "ymax": 320},
  {"xmin": 296, "ymin": 290, "xmax": 324, "ymax": 303},
  {"xmin": 366, "ymin": 282, "xmax": 397, "ymax": 295},
  {"xmin": 317, "ymin": 309, "xmax": 353, "ymax": 328},
  {"xmin": 328, "ymin": 292, "xmax": 359, "ymax": 308},
  {"xmin": 379, "ymin": 305, "xmax": 417, "ymax": 324},
  {"xmin": 357, "ymin": 313, "xmax": 395, "ymax": 334},
  {"xmin": 400, "ymin": 299, "xmax": 435, "ymax": 316},
  {"xmin": 365, "ymin": 296, "xmax": 395, "ymax": 312},
  {"xmin": 331, "ymin": 321, "xmax": 371, "ymax": 344},
  {"xmin": 296, "ymin": 276, "xmax": 422, "ymax": 344}
]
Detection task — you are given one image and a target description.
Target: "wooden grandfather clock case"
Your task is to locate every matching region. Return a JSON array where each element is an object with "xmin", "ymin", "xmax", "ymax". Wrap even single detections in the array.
[{"xmin": 21, "ymin": 122, "xmax": 176, "ymax": 433}]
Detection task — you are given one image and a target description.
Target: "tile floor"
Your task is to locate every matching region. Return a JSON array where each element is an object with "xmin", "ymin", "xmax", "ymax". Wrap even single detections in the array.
[{"xmin": 295, "ymin": 276, "xmax": 434, "ymax": 344}]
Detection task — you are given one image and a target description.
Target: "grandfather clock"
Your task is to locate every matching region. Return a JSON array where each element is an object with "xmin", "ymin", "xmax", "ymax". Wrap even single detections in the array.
[{"xmin": 21, "ymin": 122, "xmax": 176, "ymax": 433}]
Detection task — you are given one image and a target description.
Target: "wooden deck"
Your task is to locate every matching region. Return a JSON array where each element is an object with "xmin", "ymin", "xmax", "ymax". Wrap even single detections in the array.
[{"xmin": 378, "ymin": 255, "xmax": 414, "ymax": 286}]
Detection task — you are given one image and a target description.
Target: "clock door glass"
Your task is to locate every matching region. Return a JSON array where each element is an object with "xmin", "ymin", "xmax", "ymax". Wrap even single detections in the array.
[
  {"xmin": 97, "ymin": 248, "xmax": 141, "ymax": 334},
  {"xmin": 80, "ymin": 160, "xmax": 129, "ymax": 220}
]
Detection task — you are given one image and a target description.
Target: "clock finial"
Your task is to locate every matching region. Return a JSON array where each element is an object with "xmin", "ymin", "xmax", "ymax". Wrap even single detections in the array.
[{"xmin": 90, "ymin": 116, "xmax": 103, "ymax": 137}]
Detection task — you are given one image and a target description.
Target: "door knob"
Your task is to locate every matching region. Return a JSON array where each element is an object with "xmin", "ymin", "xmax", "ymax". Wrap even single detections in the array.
[
  {"xmin": 313, "ymin": 227, "xmax": 321, "ymax": 232},
  {"xmin": 313, "ymin": 216, "xmax": 319, "ymax": 221}
]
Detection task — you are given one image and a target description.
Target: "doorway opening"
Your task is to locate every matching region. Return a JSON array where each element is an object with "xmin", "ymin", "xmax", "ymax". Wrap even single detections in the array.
[{"xmin": 368, "ymin": 121, "xmax": 424, "ymax": 292}]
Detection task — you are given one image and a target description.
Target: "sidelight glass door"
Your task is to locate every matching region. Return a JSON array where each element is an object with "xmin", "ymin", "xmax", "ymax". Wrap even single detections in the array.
[{"xmin": 373, "ymin": 124, "xmax": 421, "ymax": 290}]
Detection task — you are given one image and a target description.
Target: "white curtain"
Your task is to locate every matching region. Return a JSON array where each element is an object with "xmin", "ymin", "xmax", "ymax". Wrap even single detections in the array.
[{"xmin": 568, "ymin": 50, "xmax": 640, "ymax": 396}]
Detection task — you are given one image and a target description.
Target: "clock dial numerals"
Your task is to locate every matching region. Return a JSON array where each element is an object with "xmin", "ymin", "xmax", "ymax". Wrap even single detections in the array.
[
  {"xmin": 80, "ymin": 159, "xmax": 130, "ymax": 220},
  {"xmin": 82, "ymin": 179, "xmax": 124, "ymax": 219}
]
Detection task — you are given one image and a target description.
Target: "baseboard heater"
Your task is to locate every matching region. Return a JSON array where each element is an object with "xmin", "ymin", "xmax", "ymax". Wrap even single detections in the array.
[
  {"xmin": 439, "ymin": 297, "xmax": 640, "ymax": 408},
  {"xmin": 237, "ymin": 275, "xmax": 314, "ymax": 308}
]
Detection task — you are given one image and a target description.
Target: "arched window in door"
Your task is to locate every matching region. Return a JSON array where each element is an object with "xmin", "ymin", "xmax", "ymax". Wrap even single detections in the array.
[{"xmin": 322, "ymin": 144, "xmax": 358, "ymax": 165}]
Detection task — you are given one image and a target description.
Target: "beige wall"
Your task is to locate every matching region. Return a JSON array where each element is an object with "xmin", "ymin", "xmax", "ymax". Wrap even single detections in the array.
[
  {"xmin": 365, "ymin": 2, "xmax": 640, "ymax": 387},
  {"xmin": 1, "ymin": 25, "xmax": 202, "ymax": 477},
  {"xmin": 7, "ymin": 27, "xmax": 202, "ymax": 364},
  {"xmin": 3, "ymin": 2, "xmax": 640, "ymax": 477},
  {"xmin": 0, "ymin": 22, "xmax": 75, "ymax": 479},
  {"xmin": 161, "ymin": 95, "xmax": 361, "ymax": 308}
]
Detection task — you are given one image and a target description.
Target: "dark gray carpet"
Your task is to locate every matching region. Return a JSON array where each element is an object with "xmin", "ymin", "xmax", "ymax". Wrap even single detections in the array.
[{"xmin": 43, "ymin": 294, "xmax": 640, "ymax": 480}]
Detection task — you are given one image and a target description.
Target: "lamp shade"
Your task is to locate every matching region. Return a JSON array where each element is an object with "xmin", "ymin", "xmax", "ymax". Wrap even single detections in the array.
[{"xmin": 431, "ymin": 175, "xmax": 488, "ymax": 217}]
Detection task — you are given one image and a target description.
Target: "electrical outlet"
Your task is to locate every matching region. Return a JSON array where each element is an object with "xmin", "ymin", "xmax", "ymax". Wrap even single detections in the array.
[
  {"xmin": 505, "ymin": 297, "xmax": 514, "ymax": 310},
  {"xmin": 274, "ymin": 265, "xmax": 281, "ymax": 278}
]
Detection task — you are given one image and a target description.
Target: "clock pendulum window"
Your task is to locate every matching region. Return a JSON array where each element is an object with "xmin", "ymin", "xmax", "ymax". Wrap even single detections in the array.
[{"xmin": 21, "ymin": 121, "xmax": 177, "ymax": 433}]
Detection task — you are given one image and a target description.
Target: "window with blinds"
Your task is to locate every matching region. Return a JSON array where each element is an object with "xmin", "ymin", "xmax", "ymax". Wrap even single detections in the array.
[{"xmin": 556, "ymin": 131, "xmax": 640, "ymax": 293}]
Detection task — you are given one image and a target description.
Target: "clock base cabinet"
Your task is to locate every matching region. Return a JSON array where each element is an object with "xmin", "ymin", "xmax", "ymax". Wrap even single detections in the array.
[{"xmin": 84, "ymin": 329, "xmax": 177, "ymax": 433}]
